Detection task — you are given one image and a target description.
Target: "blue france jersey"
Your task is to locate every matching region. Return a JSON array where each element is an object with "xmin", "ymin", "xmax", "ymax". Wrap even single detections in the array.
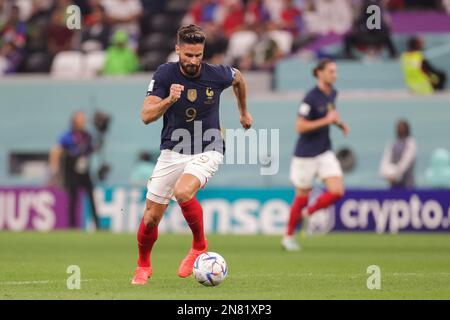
[
  {"xmin": 146, "ymin": 62, "xmax": 235, "ymax": 155},
  {"xmin": 294, "ymin": 86, "xmax": 337, "ymax": 157}
]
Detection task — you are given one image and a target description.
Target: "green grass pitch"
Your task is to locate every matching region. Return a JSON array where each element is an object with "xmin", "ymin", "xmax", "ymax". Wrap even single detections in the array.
[{"xmin": 0, "ymin": 231, "xmax": 449, "ymax": 299}]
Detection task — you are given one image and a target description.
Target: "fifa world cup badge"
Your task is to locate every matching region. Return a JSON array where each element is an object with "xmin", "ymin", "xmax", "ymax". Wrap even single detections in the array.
[{"xmin": 187, "ymin": 89, "xmax": 197, "ymax": 102}]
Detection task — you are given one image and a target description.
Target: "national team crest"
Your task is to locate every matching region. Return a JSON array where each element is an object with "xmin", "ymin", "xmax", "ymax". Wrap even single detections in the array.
[
  {"xmin": 205, "ymin": 87, "xmax": 215, "ymax": 105},
  {"xmin": 206, "ymin": 87, "xmax": 214, "ymax": 98},
  {"xmin": 187, "ymin": 89, "xmax": 197, "ymax": 102}
]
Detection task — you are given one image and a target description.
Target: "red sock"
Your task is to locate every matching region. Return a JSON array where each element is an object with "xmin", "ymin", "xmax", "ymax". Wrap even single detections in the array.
[
  {"xmin": 137, "ymin": 218, "xmax": 158, "ymax": 268},
  {"xmin": 286, "ymin": 195, "xmax": 308, "ymax": 236},
  {"xmin": 307, "ymin": 192, "xmax": 342, "ymax": 216},
  {"xmin": 179, "ymin": 197, "xmax": 206, "ymax": 251}
]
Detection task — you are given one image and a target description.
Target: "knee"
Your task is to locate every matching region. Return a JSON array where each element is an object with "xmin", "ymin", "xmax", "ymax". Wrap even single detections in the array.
[{"xmin": 174, "ymin": 186, "xmax": 194, "ymax": 203}]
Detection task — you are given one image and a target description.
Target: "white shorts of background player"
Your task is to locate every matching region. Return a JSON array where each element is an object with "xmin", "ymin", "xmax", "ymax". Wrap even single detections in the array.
[{"xmin": 289, "ymin": 150, "xmax": 343, "ymax": 189}]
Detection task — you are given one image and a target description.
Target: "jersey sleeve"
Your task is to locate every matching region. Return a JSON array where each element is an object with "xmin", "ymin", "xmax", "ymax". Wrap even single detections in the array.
[
  {"xmin": 214, "ymin": 65, "xmax": 236, "ymax": 89},
  {"xmin": 297, "ymin": 95, "xmax": 314, "ymax": 120},
  {"xmin": 146, "ymin": 65, "xmax": 169, "ymax": 99},
  {"xmin": 58, "ymin": 131, "xmax": 72, "ymax": 149}
]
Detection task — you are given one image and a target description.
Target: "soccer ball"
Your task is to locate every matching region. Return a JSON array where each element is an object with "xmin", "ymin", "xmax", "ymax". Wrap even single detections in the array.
[{"xmin": 193, "ymin": 252, "xmax": 228, "ymax": 286}]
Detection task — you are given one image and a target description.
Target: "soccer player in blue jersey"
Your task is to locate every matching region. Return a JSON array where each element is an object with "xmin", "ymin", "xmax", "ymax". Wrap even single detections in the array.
[
  {"xmin": 282, "ymin": 59, "xmax": 350, "ymax": 251},
  {"xmin": 132, "ymin": 24, "xmax": 253, "ymax": 284}
]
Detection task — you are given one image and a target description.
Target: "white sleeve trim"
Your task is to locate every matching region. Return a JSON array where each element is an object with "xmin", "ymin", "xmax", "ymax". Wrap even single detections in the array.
[{"xmin": 298, "ymin": 103, "xmax": 311, "ymax": 117}]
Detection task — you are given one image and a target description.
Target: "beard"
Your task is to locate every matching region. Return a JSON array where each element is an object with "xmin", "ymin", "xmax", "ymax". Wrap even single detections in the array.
[{"xmin": 181, "ymin": 62, "xmax": 200, "ymax": 77}]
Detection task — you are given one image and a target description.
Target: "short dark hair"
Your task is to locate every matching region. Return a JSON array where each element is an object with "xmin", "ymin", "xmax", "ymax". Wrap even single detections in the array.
[
  {"xmin": 396, "ymin": 119, "xmax": 411, "ymax": 137},
  {"xmin": 313, "ymin": 58, "xmax": 335, "ymax": 78},
  {"xmin": 177, "ymin": 24, "xmax": 206, "ymax": 45},
  {"xmin": 407, "ymin": 37, "xmax": 421, "ymax": 51}
]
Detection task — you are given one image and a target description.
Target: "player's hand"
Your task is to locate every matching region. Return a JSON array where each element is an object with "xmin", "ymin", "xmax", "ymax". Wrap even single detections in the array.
[
  {"xmin": 339, "ymin": 122, "xmax": 350, "ymax": 137},
  {"xmin": 240, "ymin": 111, "xmax": 253, "ymax": 130},
  {"xmin": 325, "ymin": 109, "xmax": 340, "ymax": 124},
  {"xmin": 168, "ymin": 84, "xmax": 184, "ymax": 103}
]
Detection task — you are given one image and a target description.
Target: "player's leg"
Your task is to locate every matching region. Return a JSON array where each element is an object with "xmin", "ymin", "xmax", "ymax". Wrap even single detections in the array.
[
  {"xmin": 282, "ymin": 157, "xmax": 316, "ymax": 251},
  {"xmin": 67, "ymin": 175, "xmax": 79, "ymax": 228},
  {"xmin": 175, "ymin": 151, "xmax": 223, "ymax": 277},
  {"xmin": 286, "ymin": 188, "xmax": 310, "ymax": 237},
  {"xmin": 305, "ymin": 151, "xmax": 344, "ymax": 216},
  {"xmin": 132, "ymin": 150, "xmax": 184, "ymax": 285},
  {"xmin": 306, "ymin": 176, "xmax": 344, "ymax": 215},
  {"xmin": 174, "ymin": 173, "xmax": 205, "ymax": 250},
  {"xmin": 81, "ymin": 173, "xmax": 100, "ymax": 229},
  {"xmin": 132, "ymin": 199, "xmax": 167, "ymax": 285}
]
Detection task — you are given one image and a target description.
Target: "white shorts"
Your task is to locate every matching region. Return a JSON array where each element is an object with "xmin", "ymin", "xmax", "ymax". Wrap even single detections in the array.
[
  {"xmin": 146, "ymin": 149, "xmax": 223, "ymax": 204},
  {"xmin": 289, "ymin": 150, "xmax": 343, "ymax": 189}
]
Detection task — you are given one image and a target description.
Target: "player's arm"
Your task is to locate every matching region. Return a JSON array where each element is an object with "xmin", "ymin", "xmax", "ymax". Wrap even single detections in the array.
[
  {"xmin": 141, "ymin": 84, "xmax": 184, "ymax": 124},
  {"xmin": 231, "ymin": 68, "xmax": 253, "ymax": 130},
  {"xmin": 296, "ymin": 106, "xmax": 339, "ymax": 134},
  {"xmin": 335, "ymin": 120, "xmax": 350, "ymax": 136}
]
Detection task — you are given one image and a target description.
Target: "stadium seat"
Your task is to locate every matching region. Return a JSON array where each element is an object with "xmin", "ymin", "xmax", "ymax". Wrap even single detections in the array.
[
  {"xmin": 23, "ymin": 52, "xmax": 52, "ymax": 73},
  {"xmin": 148, "ymin": 14, "xmax": 177, "ymax": 33},
  {"xmin": 50, "ymin": 51, "xmax": 85, "ymax": 79},
  {"xmin": 84, "ymin": 51, "xmax": 106, "ymax": 78},
  {"xmin": 140, "ymin": 33, "xmax": 173, "ymax": 53},
  {"xmin": 166, "ymin": 0, "xmax": 191, "ymax": 14},
  {"xmin": 267, "ymin": 30, "xmax": 293, "ymax": 55},
  {"xmin": 226, "ymin": 31, "xmax": 258, "ymax": 62},
  {"xmin": 141, "ymin": 51, "xmax": 167, "ymax": 71}
]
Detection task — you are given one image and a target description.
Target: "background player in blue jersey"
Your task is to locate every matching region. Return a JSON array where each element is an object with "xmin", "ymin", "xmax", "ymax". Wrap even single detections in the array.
[
  {"xmin": 282, "ymin": 59, "xmax": 350, "ymax": 251},
  {"xmin": 132, "ymin": 24, "xmax": 253, "ymax": 284}
]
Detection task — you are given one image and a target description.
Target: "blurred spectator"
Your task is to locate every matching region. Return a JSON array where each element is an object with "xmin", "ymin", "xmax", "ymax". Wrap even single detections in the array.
[
  {"xmin": 379, "ymin": 119, "xmax": 417, "ymax": 189},
  {"xmin": 102, "ymin": 30, "xmax": 139, "ymax": 75},
  {"xmin": 245, "ymin": 0, "xmax": 271, "ymax": 29},
  {"xmin": 264, "ymin": 0, "xmax": 284, "ymax": 23},
  {"xmin": 0, "ymin": 5, "xmax": 26, "ymax": 73},
  {"xmin": 401, "ymin": 36, "xmax": 447, "ymax": 94},
  {"xmin": 81, "ymin": 3, "xmax": 112, "ymax": 51},
  {"xmin": 101, "ymin": 0, "xmax": 143, "ymax": 50},
  {"xmin": 46, "ymin": 9, "xmax": 75, "ymax": 55},
  {"xmin": 0, "ymin": 42, "xmax": 23, "ymax": 74},
  {"xmin": 237, "ymin": 23, "xmax": 283, "ymax": 71},
  {"xmin": 343, "ymin": 0, "xmax": 397, "ymax": 59},
  {"xmin": 425, "ymin": 148, "xmax": 450, "ymax": 188},
  {"xmin": 315, "ymin": 0, "xmax": 352, "ymax": 35},
  {"xmin": 279, "ymin": 0, "xmax": 302, "ymax": 36},
  {"xmin": 0, "ymin": 5, "xmax": 26, "ymax": 50},
  {"xmin": 203, "ymin": 22, "xmax": 228, "ymax": 64},
  {"xmin": 216, "ymin": 0, "xmax": 245, "ymax": 36},
  {"xmin": 130, "ymin": 151, "xmax": 155, "ymax": 187},
  {"xmin": 185, "ymin": 0, "xmax": 220, "ymax": 25},
  {"xmin": 0, "ymin": 0, "xmax": 10, "ymax": 26},
  {"xmin": 49, "ymin": 111, "xmax": 101, "ymax": 229}
]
